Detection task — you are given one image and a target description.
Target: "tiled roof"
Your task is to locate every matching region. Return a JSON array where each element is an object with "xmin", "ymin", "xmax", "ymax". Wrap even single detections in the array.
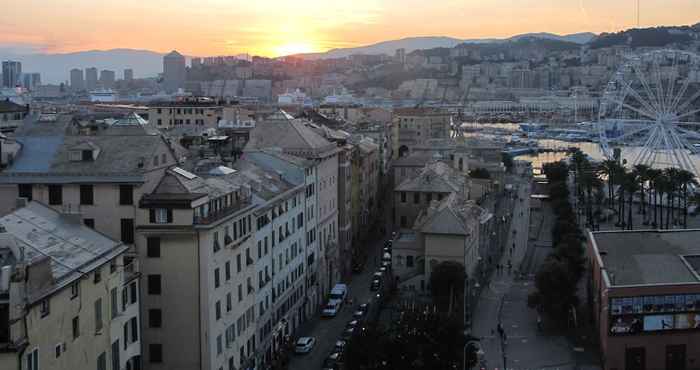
[
  {"xmin": 414, "ymin": 193, "xmax": 489, "ymax": 235},
  {"xmin": 244, "ymin": 110, "xmax": 336, "ymax": 157},
  {"xmin": 396, "ymin": 161, "xmax": 464, "ymax": 193}
]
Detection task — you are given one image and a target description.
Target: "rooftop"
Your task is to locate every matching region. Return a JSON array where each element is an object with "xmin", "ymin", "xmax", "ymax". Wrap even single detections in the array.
[
  {"xmin": 0, "ymin": 202, "xmax": 126, "ymax": 302},
  {"xmin": 590, "ymin": 230, "xmax": 700, "ymax": 287},
  {"xmin": 414, "ymin": 193, "xmax": 491, "ymax": 235},
  {"xmin": 396, "ymin": 160, "xmax": 465, "ymax": 194},
  {"xmin": 0, "ymin": 99, "xmax": 27, "ymax": 113}
]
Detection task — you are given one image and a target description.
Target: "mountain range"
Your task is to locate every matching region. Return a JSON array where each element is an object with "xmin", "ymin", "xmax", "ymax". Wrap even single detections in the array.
[{"xmin": 297, "ymin": 32, "xmax": 596, "ymax": 59}]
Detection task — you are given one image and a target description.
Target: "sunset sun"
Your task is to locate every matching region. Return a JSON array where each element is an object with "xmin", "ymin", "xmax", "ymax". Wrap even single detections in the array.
[{"xmin": 275, "ymin": 42, "xmax": 316, "ymax": 56}]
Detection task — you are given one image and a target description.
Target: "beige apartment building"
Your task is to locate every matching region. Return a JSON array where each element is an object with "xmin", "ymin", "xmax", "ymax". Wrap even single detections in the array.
[
  {"xmin": 0, "ymin": 113, "xmax": 178, "ymax": 243},
  {"xmin": 392, "ymin": 108, "xmax": 451, "ymax": 159},
  {"xmin": 0, "ymin": 201, "xmax": 141, "ymax": 370},
  {"xmin": 148, "ymin": 98, "xmax": 223, "ymax": 133},
  {"xmin": 137, "ymin": 167, "xmax": 258, "ymax": 370}
]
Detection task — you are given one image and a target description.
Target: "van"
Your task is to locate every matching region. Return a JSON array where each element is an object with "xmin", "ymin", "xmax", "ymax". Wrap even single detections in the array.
[{"xmin": 329, "ymin": 284, "xmax": 348, "ymax": 302}]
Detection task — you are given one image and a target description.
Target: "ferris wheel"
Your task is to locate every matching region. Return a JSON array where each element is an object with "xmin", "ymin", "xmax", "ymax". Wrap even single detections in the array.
[{"xmin": 597, "ymin": 49, "xmax": 700, "ymax": 177}]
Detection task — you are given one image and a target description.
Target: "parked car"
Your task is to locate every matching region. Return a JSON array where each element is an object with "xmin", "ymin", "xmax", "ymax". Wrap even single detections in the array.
[
  {"xmin": 334, "ymin": 339, "xmax": 347, "ymax": 353},
  {"xmin": 294, "ymin": 337, "xmax": 316, "ymax": 354},
  {"xmin": 346, "ymin": 320, "xmax": 359, "ymax": 329},
  {"xmin": 370, "ymin": 278, "xmax": 381, "ymax": 291},
  {"xmin": 322, "ymin": 352, "xmax": 343, "ymax": 370},
  {"xmin": 322, "ymin": 300, "xmax": 342, "ymax": 317},
  {"xmin": 341, "ymin": 326, "xmax": 355, "ymax": 340},
  {"xmin": 379, "ymin": 266, "xmax": 387, "ymax": 273},
  {"xmin": 329, "ymin": 284, "xmax": 348, "ymax": 302}
]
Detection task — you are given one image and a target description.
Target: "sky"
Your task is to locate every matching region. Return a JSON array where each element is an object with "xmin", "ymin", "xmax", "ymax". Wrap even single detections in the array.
[{"xmin": 1, "ymin": 0, "xmax": 698, "ymax": 57}]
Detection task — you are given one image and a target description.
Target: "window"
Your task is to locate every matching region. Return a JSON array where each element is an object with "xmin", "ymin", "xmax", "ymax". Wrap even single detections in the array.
[
  {"xmin": 148, "ymin": 274, "xmax": 162, "ymax": 295},
  {"xmin": 71, "ymin": 282, "xmax": 79, "ymax": 299},
  {"xmin": 213, "ymin": 231, "xmax": 221, "ymax": 253},
  {"xmin": 214, "ymin": 268, "xmax": 220, "ymax": 288},
  {"xmin": 236, "ymin": 254, "xmax": 241, "ymax": 272},
  {"xmin": 80, "ymin": 185, "xmax": 94, "ymax": 205},
  {"xmin": 147, "ymin": 237, "xmax": 161, "ymax": 257},
  {"xmin": 26, "ymin": 348, "xmax": 38, "ymax": 370},
  {"xmin": 111, "ymin": 288, "xmax": 118, "ymax": 319},
  {"xmin": 129, "ymin": 316, "xmax": 139, "ymax": 344},
  {"xmin": 94, "ymin": 267, "xmax": 101, "ymax": 283},
  {"xmin": 130, "ymin": 282, "xmax": 137, "ymax": 304},
  {"xmin": 149, "ymin": 344, "xmax": 163, "ymax": 363},
  {"xmin": 406, "ymin": 255, "xmax": 414, "ymax": 267},
  {"xmin": 216, "ymin": 301, "xmax": 222, "ymax": 320},
  {"xmin": 413, "ymin": 192, "xmax": 420, "ymax": 204},
  {"xmin": 97, "ymin": 352, "xmax": 106, "ymax": 370},
  {"xmin": 225, "ymin": 261, "xmax": 231, "ymax": 281},
  {"xmin": 83, "ymin": 218, "xmax": 95, "ymax": 229},
  {"xmin": 40, "ymin": 299, "xmax": 50, "ymax": 317},
  {"xmin": 18, "ymin": 184, "xmax": 32, "ymax": 201},
  {"xmin": 226, "ymin": 293, "xmax": 232, "ymax": 312},
  {"xmin": 217, "ymin": 335, "xmax": 223, "ymax": 355},
  {"xmin": 120, "ymin": 218, "xmax": 134, "ymax": 244},
  {"xmin": 72, "ymin": 316, "xmax": 80, "ymax": 339},
  {"xmin": 119, "ymin": 185, "xmax": 133, "ymax": 205},
  {"xmin": 95, "ymin": 298, "xmax": 103, "ymax": 332},
  {"xmin": 82, "ymin": 149, "xmax": 94, "ymax": 161},
  {"xmin": 111, "ymin": 341, "xmax": 120, "ymax": 370},
  {"xmin": 238, "ymin": 284, "xmax": 243, "ymax": 302},
  {"xmin": 149, "ymin": 309, "xmax": 162, "ymax": 328},
  {"xmin": 401, "ymin": 192, "xmax": 406, "ymax": 203},
  {"xmin": 150, "ymin": 208, "xmax": 172, "ymax": 224},
  {"xmin": 48, "ymin": 184, "xmax": 63, "ymax": 205}
]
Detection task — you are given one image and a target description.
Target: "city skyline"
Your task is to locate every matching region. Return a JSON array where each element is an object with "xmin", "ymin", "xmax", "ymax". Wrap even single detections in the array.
[{"xmin": 0, "ymin": 0, "xmax": 698, "ymax": 57}]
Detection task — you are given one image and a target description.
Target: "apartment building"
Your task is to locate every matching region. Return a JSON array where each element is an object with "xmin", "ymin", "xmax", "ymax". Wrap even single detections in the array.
[
  {"xmin": 137, "ymin": 167, "xmax": 258, "ymax": 370},
  {"xmin": 0, "ymin": 99, "xmax": 29, "ymax": 133},
  {"xmin": 393, "ymin": 160, "xmax": 466, "ymax": 231},
  {"xmin": 148, "ymin": 99, "xmax": 223, "ymax": 133},
  {"xmin": 392, "ymin": 108, "xmax": 451, "ymax": 159},
  {"xmin": 350, "ymin": 137, "xmax": 380, "ymax": 243},
  {"xmin": 232, "ymin": 157, "xmax": 308, "ymax": 367},
  {"xmin": 0, "ymin": 201, "xmax": 141, "ymax": 370},
  {"xmin": 0, "ymin": 113, "xmax": 178, "ymax": 244},
  {"xmin": 245, "ymin": 110, "xmax": 340, "ymax": 307}
]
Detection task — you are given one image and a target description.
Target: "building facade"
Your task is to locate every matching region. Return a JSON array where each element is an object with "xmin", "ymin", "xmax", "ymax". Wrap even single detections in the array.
[
  {"xmin": 0, "ymin": 201, "xmax": 141, "ymax": 370},
  {"xmin": 163, "ymin": 51, "xmax": 186, "ymax": 93}
]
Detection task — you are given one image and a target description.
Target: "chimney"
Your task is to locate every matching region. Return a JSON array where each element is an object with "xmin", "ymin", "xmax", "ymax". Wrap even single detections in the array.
[{"xmin": 15, "ymin": 198, "xmax": 28, "ymax": 209}]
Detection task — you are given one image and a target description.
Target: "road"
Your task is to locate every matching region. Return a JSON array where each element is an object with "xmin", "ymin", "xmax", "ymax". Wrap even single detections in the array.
[{"xmin": 288, "ymin": 233, "xmax": 387, "ymax": 370}]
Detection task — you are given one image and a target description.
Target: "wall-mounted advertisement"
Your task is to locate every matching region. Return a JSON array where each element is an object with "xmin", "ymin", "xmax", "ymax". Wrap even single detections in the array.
[{"xmin": 609, "ymin": 294, "xmax": 700, "ymax": 335}]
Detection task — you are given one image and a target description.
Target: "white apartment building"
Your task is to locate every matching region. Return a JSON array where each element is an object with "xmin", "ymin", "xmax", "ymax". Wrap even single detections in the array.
[
  {"xmin": 233, "ymin": 158, "xmax": 307, "ymax": 367},
  {"xmin": 0, "ymin": 201, "xmax": 141, "ymax": 370},
  {"xmin": 245, "ymin": 111, "xmax": 340, "ymax": 311}
]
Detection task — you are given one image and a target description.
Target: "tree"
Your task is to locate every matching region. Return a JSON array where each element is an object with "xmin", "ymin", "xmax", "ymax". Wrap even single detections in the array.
[
  {"xmin": 528, "ymin": 256, "xmax": 579, "ymax": 319},
  {"xmin": 543, "ymin": 161, "xmax": 569, "ymax": 183},
  {"xmin": 600, "ymin": 159, "xmax": 619, "ymax": 209},
  {"xmin": 676, "ymin": 169, "xmax": 697, "ymax": 228},
  {"xmin": 468, "ymin": 167, "xmax": 491, "ymax": 179},
  {"xmin": 554, "ymin": 234, "xmax": 585, "ymax": 280},
  {"xmin": 633, "ymin": 164, "xmax": 651, "ymax": 220},
  {"xmin": 430, "ymin": 262, "xmax": 465, "ymax": 315},
  {"xmin": 622, "ymin": 171, "xmax": 639, "ymax": 230},
  {"xmin": 501, "ymin": 153, "xmax": 514, "ymax": 173}
]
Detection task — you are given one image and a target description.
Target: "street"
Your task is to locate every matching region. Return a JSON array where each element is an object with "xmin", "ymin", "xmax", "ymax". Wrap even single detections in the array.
[{"xmin": 288, "ymin": 233, "xmax": 387, "ymax": 370}]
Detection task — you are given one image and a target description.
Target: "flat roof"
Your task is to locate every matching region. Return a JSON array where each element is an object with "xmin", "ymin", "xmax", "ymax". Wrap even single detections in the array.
[{"xmin": 591, "ymin": 230, "xmax": 700, "ymax": 287}]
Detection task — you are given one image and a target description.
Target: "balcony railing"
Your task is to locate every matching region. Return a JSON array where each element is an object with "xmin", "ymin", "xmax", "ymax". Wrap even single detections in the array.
[
  {"xmin": 123, "ymin": 260, "xmax": 140, "ymax": 284},
  {"xmin": 193, "ymin": 196, "xmax": 252, "ymax": 225}
]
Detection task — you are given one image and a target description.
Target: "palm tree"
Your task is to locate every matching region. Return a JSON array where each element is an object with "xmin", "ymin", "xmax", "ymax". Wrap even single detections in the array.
[
  {"xmin": 580, "ymin": 163, "xmax": 602, "ymax": 228},
  {"xmin": 623, "ymin": 171, "xmax": 640, "ymax": 230},
  {"xmin": 664, "ymin": 168, "xmax": 681, "ymax": 229},
  {"xmin": 676, "ymin": 169, "xmax": 697, "ymax": 228},
  {"xmin": 600, "ymin": 159, "xmax": 619, "ymax": 209},
  {"xmin": 633, "ymin": 164, "xmax": 651, "ymax": 220},
  {"xmin": 571, "ymin": 149, "xmax": 587, "ymax": 198},
  {"xmin": 616, "ymin": 167, "xmax": 628, "ymax": 228},
  {"xmin": 647, "ymin": 168, "xmax": 663, "ymax": 228}
]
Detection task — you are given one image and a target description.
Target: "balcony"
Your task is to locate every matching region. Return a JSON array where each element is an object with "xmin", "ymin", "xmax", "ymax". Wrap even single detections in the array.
[
  {"xmin": 123, "ymin": 259, "xmax": 140, "ymax": 284},
  {"xmin": 193, "ymin": 195, "xmax": 252, "ymax": 225}
]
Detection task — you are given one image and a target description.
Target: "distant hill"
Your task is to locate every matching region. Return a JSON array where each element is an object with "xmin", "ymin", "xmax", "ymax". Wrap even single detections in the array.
[
  {"xmin": 0, "ymin": 48, "xmax": 171, "ymax": 84},
  {"xmin": 589, "ymin": 26, "xmax": 694, "ymax": 49},
  {"xmin": 297, "ymin": 32, "xmax": 595, "ymax": 60}
]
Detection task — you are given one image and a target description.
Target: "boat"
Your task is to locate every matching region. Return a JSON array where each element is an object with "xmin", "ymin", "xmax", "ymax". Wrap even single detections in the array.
[{"xmin": 519, "ymin": 122, "xmax": 546, "ymax": 133}]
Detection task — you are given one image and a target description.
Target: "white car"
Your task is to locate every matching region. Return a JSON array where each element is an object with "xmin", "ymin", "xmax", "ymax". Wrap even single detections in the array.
[
  {"xmin": 295, "ymin": 337, "xmax": 316, "ymax": 354},
  {"xmin": 322, "ymin": 300, "xmax": 342, "ymax": 317}
]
